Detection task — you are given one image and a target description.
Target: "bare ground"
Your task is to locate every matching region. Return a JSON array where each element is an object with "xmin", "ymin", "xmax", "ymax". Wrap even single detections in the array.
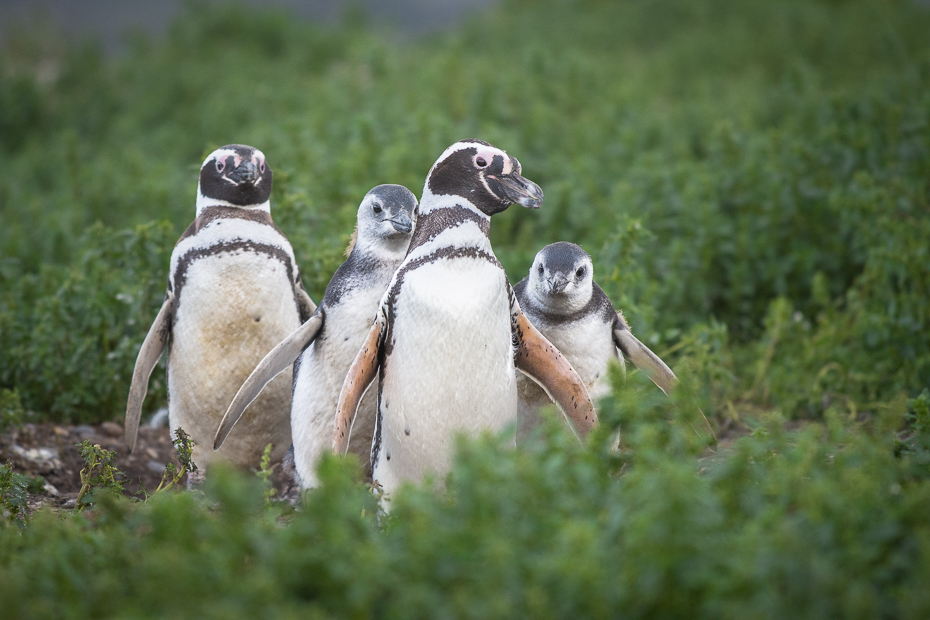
[{"xmin": 1, "ymin": 420, "xmax": 294, "ymax": 513}]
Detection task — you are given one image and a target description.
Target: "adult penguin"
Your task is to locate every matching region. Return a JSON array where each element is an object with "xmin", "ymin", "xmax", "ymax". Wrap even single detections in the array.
[
  {"xmin": 125, "ymin": 145, "xmax": 315, "ymax": 473},
  {"xmin": 334, "ymin": 140, "xmax": 596, "ymax": 494},
  {"xmin": 513, "ymin": 242, "xmax": 678, "ymax": 438},
  {"xmin": 213, "ymin": 185, "xmax": 418, "ymax": 488}
]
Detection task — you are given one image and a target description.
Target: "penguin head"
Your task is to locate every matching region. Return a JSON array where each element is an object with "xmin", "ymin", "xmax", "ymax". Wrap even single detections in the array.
[
  {"xmin": 528, "ymin": 242, "xmax": 595, "ymax": 314},
  {"xmin": 196, "ymin": 144, "xmax": 273, "ymax": 215},
  {"xmin": 350, "ymin": 184, "xmax": 419, "ymax": 258},
  {"xmin": 424, "ymin": 139, "xmax": 544, "ymax": 216}
]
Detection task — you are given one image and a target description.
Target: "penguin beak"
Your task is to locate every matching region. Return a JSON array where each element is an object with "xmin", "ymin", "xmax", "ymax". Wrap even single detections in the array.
[
  {"xmin": 546, "ymin": 275, "xmax": 569, "ymax": 294},
  {"xmin": 227, "ymin": 160, "xmax": 259, "ymax": 184},
  {"xmin": 487, "ymin": 172, "xmax": 544, "ymax": 209},
  {"xmin": 386, "ymin": 212, "xmax": 413, "ymax": 234}
]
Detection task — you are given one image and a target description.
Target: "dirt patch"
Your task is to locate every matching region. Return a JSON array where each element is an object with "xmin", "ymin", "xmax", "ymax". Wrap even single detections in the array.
[{"xmin": 1, "ymin": 420, "xmax": 295, "ymax": 513}]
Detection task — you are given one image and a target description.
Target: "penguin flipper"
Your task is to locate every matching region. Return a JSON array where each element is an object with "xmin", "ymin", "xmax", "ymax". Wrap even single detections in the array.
[
  {"xmin": 613, "ymin": 316, "xmax": 716, "ymax": 443},
  {"xmin": 213, "ymin": 309, "xmax": 325, "ymax": 451},
  {"xmin": 333, "ymin": 315, "xmax": 383, "ymax": 455},
  {"xmin": 125, "ymin": 291, "xmax": 174, "ymax": 453},
  {"xmin": 511, "ymin": 299, "xmax": 597, "ymax": 439},
  {"xmin": 612, "ymin": 319, "xmax": 678, "ymax": 396},
  {"xmin": 295, "ymin": 283, "xmax": 317, "ymax": 322}
]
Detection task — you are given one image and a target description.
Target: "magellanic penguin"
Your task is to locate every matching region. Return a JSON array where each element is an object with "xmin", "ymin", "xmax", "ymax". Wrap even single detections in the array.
[
  {"xmin": 513, "ymin": 242, "xmax": 679, "ymax": 438},
  {"xmin": 333, "ymin": 140, "xmax": 597, "ymax": 495},
  {"xmin": 213, "ymin": 185, "xmax": 419, "ymax": 488},
  {"xmin": 125, "ymin": 144, "xmax": 316, "ymax": 472}
]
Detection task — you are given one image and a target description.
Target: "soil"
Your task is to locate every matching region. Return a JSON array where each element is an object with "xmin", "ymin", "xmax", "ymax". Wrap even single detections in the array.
[
  {"xmin": 1, "ymin": 420, "xmax": 295, "ymax": 513},
  {"xmin": 3, "ymin": 414, "xmax": 751, "ymax": 516}
]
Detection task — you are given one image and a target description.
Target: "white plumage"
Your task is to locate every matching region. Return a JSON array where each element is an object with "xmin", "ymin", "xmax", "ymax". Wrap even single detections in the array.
[{"xmin": 126, "ymin": 145, "xmax": 314, "ymax": 473}]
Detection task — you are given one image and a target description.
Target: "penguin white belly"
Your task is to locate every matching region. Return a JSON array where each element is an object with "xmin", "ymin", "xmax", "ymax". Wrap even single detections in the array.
[
  {"xmin": 544, "ymin": 318, "xmax": 620, "ymax": 401},
  {"xmin": 517, "ymin": 317, "xmax": 618, "ymax": 437},
  {"xmin": 291, "ymin": 287, "xmax": 384, "ymax": 488},
  {"xmin": 375, "ymin": 259, "xmax": 516, "ymax": 492},
  {"xmin": 169, "ymin": 250, "xmax": 299, "ymax": 468}
]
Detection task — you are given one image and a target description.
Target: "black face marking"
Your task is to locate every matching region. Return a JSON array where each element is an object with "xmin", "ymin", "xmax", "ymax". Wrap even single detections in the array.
[
  {"xmin": 427, "ymin": 147, "xmax": 523, "ymax": 216},
  {"xmin": 199, "ymin": 144, "xmax": 272, "ymax": 207}
]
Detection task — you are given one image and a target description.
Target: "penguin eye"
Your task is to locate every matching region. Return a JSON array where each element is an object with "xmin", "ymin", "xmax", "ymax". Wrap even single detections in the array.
[
  {"xmin": 259, "ymin": 161, "xmax": 265, "ymax": 173},
  {"xmin": 475, "ymin": 156, "xmax": 488, "ymax": 168},
  {"xmin": 215, "ymin": 159, "xmax": 225, "ymax": 173},
  {"xmin": 576, "ymin": 266, "xmax": 586, "ymax": 278},
  {"xmin": 372, "ymin": 203, "xmax": 383, "ymax": 214},
  {"xmin": 537, "ymin": 265, "xmax": 544, "ymax": 274}
]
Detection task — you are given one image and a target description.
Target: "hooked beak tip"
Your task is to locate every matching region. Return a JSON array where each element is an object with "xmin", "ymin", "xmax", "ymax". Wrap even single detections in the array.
[{"xmin": 387, "ymin": 217, "xmax": 413, "ymax": 234}]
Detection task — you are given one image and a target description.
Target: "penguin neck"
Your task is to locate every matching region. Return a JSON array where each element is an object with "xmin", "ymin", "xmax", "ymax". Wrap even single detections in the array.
[
  {"xmin": 528, "ymin": 280, "xmax": 595, "ymax": 320},
  {"xmin": 196, "ymin": 185, "xmax": 270, "ymax": 217},
  {"xmin": 350, "ymin": 232, "xmax": 410, "ymax": 267},
  {"xmin": 408, "ymin": 193, "xmax": 491, "ymax": 253}
]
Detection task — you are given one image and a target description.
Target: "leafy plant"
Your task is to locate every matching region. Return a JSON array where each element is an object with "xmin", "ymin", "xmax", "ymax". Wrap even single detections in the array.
[
  {"xmin": 256, "ymin": 442, "xmax": 276, "ymax": 508},
  {"xmin": 142, "ymin": 427, "xmax": 198, "ymax": 499},
  {"xmin": 898, "ymin": 388, "xmax": 930, "ymax": 479},
  {"xmin": 75, "ymin": 441, "xmax": 125, "ymax": 509},
  {"xmin": 0, "ymin": 461, "xmax": 28, "ymax": 529}
]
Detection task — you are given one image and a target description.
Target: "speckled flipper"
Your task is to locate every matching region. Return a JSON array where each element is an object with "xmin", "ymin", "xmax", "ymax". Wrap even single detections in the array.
[
  {"xmin": 511, "ymin": 289, "xmax": 597, "ymax": 439},
  {"xmin": 612, "ymin": 317, "xmax": 677, "ymax": 396},
  {"xmin": 125, "ymin": 291, "xmax": 174, "ymax": 453},
  {"xmin": 213, "ymin": 309, "xmax": 325, "ymax": 450},
  {"xmin": 333, "ymin": 312, "xmax": 384, "ymax": 455}
]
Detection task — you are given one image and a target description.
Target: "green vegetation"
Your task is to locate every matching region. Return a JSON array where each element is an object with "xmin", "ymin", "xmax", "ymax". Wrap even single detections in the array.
[
  {"xmin": 1, "ymin": 0, "xmax": 930, "ymax": 615},
  {"xmin": 2, "ymin": 379, "xmax": 930, "ymax": 617},
  {"xmin": 1, "ymin": 461, "xmax": 29, "ymax": 528},
  {"xmin": 74, "ymin": 440, "xmax": 126, "ymax": 509}
]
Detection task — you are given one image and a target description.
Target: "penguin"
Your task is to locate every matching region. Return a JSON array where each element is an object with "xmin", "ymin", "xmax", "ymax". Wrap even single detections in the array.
[
  {"xmin": 213, "ymin": 184, "xmax": 419, "ymax": 488},
  {"xmin": 333, "ymin": 140, "xmax": 597, "ymax": 495},
  {"xmin": 125, "ymin": 144, "xmax": 316, "ymax": 474},
  {"xmin": 513, "ymin": 241, "xmax": 678, "ymax": 438}
]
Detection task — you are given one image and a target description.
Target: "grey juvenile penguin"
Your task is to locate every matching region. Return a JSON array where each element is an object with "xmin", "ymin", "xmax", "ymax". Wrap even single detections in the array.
[
  {"xmin": 513, "ymin": 241, "xmax": 677, "ymax": 437},
  {"xmin": 213, "ymin": 185, "xmax": 418, "ymax": 488},
  {"xmin": 125, "ymin": 144, "xmax": 315, "ymax": 472},
  {"xmin": 334, "ymin": 140, "xmax": 597, "ymax": 495}
]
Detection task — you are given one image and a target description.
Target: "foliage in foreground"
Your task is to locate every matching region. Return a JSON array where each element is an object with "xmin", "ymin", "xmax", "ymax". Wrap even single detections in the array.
[
  {"xmin": 2, "ymin": 377, "xmax": 930, "ymax": 619},
  {"xmin": 1, "ymin": 0, "xmax": 929, "ymax": 425}
]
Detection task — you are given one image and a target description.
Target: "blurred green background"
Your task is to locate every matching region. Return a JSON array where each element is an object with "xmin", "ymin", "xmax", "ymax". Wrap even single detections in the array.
[{"xmin": 0, "ymin": 0, "xmax": 928, "ymax": 425}]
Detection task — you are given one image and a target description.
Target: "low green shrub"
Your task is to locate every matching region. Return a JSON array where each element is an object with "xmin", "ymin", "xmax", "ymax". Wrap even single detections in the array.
[
  {"xmin": 0, "ymin": 221, "xmax": 174, "ymax": 423},
  {"xmin": 0, "ymin": 388, "xmax": 26, "ymax": 433},
  {"xmin": 1, "ymin": 376, "xmax": 929, "ymax": 617},
  {"xmin": 0, "ymin": 461, "xmax": 29, "ymax": 529}
]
